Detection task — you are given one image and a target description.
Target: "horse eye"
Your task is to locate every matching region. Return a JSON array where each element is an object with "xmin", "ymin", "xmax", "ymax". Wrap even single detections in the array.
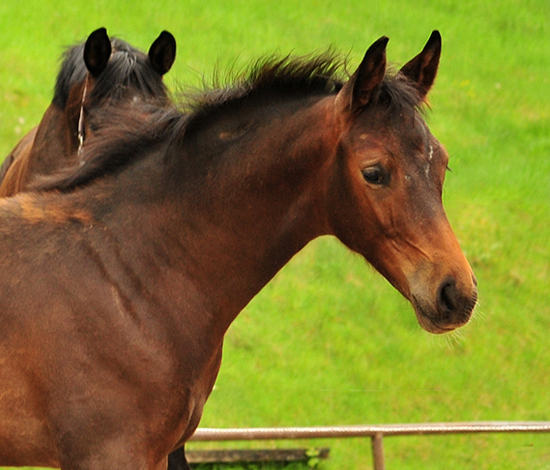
[{"xmin": 362, "ymin": 165, "xmax": 388, "ymax": 185}]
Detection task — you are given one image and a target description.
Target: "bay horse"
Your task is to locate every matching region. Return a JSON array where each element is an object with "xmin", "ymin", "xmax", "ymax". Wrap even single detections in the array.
[
  {"xmin": 0, "ymin": 31, "xmax": 476, "ymax": 469},
  {"xmin": 1, "ymin": 27, "xmax": 188, "ymax": 470},
  {"xmin": 0, "ymin": 27, "xmax": 176, "ymax": 197}
]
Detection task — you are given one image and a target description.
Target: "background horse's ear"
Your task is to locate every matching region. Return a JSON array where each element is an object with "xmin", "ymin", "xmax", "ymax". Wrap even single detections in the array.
[
  {"xmin": 336, "ymin": 36, "xmax": 388, "ymax": 115},
  {"xmin": 84, "ymin": 28, "xmax": 112, "ymax": 77},
  {"xmin": 399, "ymin": 31, "xmax": 441, "ymax": 99},
  {"xmin": 148, "ymin": 31, "xmax": 177, "ymax": 76}
]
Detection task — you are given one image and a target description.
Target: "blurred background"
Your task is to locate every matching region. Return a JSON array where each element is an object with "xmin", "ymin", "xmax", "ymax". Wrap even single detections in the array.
[{"xmin": 1, "ymin": 1, "xmax": 549, "ymax": 468}]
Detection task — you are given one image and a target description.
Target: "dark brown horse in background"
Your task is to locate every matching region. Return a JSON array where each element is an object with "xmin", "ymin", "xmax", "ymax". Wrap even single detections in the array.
[
  {"xmin": 0, "ymin": 27, "xmax": 189, "ymax": 470},
  {"xmin": 0, "ymin": 31, "xmax": 476, "ymax": 469},
  {"xmin": 0, "ymin": 27, "xmax": 176, "ymax": 197}
]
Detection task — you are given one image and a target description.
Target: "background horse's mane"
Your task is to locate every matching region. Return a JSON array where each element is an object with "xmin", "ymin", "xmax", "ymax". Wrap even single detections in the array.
[
  {"xmin": 53, "ymin": 37, "xmax": 169, "ymax": 109},
  {"xmin": 37, "ymin": 52, "xmax": 423, "ymax": 193}
]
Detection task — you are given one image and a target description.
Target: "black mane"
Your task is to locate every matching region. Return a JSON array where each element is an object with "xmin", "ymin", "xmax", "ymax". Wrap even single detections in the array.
[
  {"xmin": 182, "ymin": 53, "xmax": 423, "ymax": 134},
  {"xmin": 186, "ymin": 52, "xmax": 346, "ymax": 114},
  {"xmin": 38, "ymin": 52, "xmax": 423, "ymax": 193},
  {"xmin": 53, "ymin": 38, "xmax": 169, "ymax": 109}
]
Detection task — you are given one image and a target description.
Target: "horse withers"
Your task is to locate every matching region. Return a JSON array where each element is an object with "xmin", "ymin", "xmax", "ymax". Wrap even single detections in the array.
[{"xmin": 0, "ymin": 31, "xmax": 476, "ymax": 469}]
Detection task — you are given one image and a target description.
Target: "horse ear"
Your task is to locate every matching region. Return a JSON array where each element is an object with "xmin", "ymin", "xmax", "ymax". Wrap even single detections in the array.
[
  {"xmin": 148, "ymin": 31, "xmax": 177, "ymax": 76},
  {"xmin": 84, "ymin": 27, "xmax": 112, "ymax": 77},
  {"xmin": 399, "ymin": 31, "xmax": 441, "ymax": 99},
  {"xmin": 336, "ymin": 36, "xmax": 389, "ymax": 115}
]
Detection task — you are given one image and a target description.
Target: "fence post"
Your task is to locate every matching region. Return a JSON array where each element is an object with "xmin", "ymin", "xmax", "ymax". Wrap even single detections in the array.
[{"xmin": 371, "ymin": 432, "xmax": 385, "ymax": 470}]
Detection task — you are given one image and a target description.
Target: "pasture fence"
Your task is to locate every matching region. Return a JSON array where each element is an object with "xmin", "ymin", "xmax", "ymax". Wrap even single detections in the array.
[{"xmin": 190, "ymin": 421, "xmax": 550, "ymax": 469}]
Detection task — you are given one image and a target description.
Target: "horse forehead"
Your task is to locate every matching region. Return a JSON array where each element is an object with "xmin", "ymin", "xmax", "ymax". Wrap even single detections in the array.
[
  {"xmin": 354, "ymin": 113, "xmax": 428, "ymax": 158},
  {"xmin": 358, "ymin": 115, "xmax": 445, "ymax": 186},
  {"xmin": 396, "ymin": 118, "xmax": 438, "ymax": 167}
]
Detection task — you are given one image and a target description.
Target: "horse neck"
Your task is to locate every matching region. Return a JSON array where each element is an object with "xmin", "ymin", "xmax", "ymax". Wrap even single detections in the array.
[
  {"xmin": 163, "ymin": 95, "xmax": 339, "ymax": 329},
  {"xmin": 0, "ymin": 128, "xmax": 37, "ymax": 197},
  {"xmin": 28, "ymin": 75, "xmax": 92, "ymax": 180},
  {"xmin": 26, "ymin": 104, "xmax": 76, "ymax": 179}
]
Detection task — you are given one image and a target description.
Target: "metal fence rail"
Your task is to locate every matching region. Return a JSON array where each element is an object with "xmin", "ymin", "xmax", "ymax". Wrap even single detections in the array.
[{"xmin": 190, "ymin": 422, "xmax": 550, "ymax": 469}]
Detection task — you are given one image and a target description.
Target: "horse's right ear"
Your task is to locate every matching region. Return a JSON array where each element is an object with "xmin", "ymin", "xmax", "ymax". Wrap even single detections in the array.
[
  {"xmin": 399, "ymin": 31, "xmax": 441, "ymax": 99},
  {"xmin": 148, "ymin": 31, "xmax": 177, "ymax": 76},
  {"xmin": 335, "ymin": 36, "xmax": 389, "ymax": 116},
  {"xmin": 84, "ymin": 28, "xmax": 112, "ymax": 77}
]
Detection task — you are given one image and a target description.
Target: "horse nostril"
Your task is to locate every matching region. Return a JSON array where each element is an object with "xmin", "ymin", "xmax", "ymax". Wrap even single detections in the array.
[{"xmin": 438, "ymin": 279, "xmax": 458, "ymax": 314}]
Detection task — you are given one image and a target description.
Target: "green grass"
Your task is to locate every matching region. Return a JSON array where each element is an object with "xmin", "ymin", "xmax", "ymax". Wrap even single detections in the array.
[
  {"xmin": 1, "ymin": 0, "xmax": 549, "ymax": 469},
  {"xmin": 191, "ymin": 464, "xmax": 314, "ymax": 470}
]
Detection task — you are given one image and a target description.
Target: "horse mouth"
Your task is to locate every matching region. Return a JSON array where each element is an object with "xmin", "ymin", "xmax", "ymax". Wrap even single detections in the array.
[
  {"xmin": 414, "ymin": 310, "xmax": 461, "ymax": 334},
  {"xmin": 412, "ymin": 296, "xmax": 476, "ymax": 335}
]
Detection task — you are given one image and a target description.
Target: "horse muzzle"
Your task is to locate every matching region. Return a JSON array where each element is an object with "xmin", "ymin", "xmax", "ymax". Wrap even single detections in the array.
[{"xmin": 411, "ymin": 273, "xmax": 478, "ymax": 334}]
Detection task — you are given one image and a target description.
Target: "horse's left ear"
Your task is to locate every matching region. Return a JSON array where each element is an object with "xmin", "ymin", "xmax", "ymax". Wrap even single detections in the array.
[
  {"xmin": 148, "ymin": 31, "xmax": 177, "ymax": 76},
  {"xmin": 399, "ymin": 31, "xmax": 442, "ymax": 99},
  {"xmin": 84, "ymin": 28, "xmax": 112, "ymax": 77},
  {"xmin": 335, "ymin": 36, "xmax": 389, "ymax": 116}
]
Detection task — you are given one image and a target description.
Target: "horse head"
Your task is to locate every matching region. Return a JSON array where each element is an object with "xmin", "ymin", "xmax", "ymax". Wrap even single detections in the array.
[
  {"xmin": 329, "ymin": 32, "xmax": 477, "ymax": 333},
  {"xmin": 67, "ymin": 27, "xmax": 176, "ymax": 156}
]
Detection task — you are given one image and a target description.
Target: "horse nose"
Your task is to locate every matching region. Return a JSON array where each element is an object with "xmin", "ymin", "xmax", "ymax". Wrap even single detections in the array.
[
  {"xmin": 436, "ymin": 275, "xmax": 477, "ymax": 321},
  {"xmin": 410, "ymin": 267, "xmax": 477, "ymax": 334},
  {"xmin": 437, "ymin": 278, "xmax": 458, "ymax": 314}
]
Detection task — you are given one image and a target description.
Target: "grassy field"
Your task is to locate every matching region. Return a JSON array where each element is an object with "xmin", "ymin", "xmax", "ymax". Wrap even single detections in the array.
[{"xmin": 1, "ymin": 0, "xmax": 549, "ymax": 469}]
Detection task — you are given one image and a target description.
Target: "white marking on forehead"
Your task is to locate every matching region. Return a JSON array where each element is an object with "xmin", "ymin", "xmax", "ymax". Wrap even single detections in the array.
[
  {"xmin": 421, "ymin": 117, "xmax": 434, "ymax": 178},
  {"xmin": 424, "ymin": 145, "xmax": 434, "ymax": 178}
]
